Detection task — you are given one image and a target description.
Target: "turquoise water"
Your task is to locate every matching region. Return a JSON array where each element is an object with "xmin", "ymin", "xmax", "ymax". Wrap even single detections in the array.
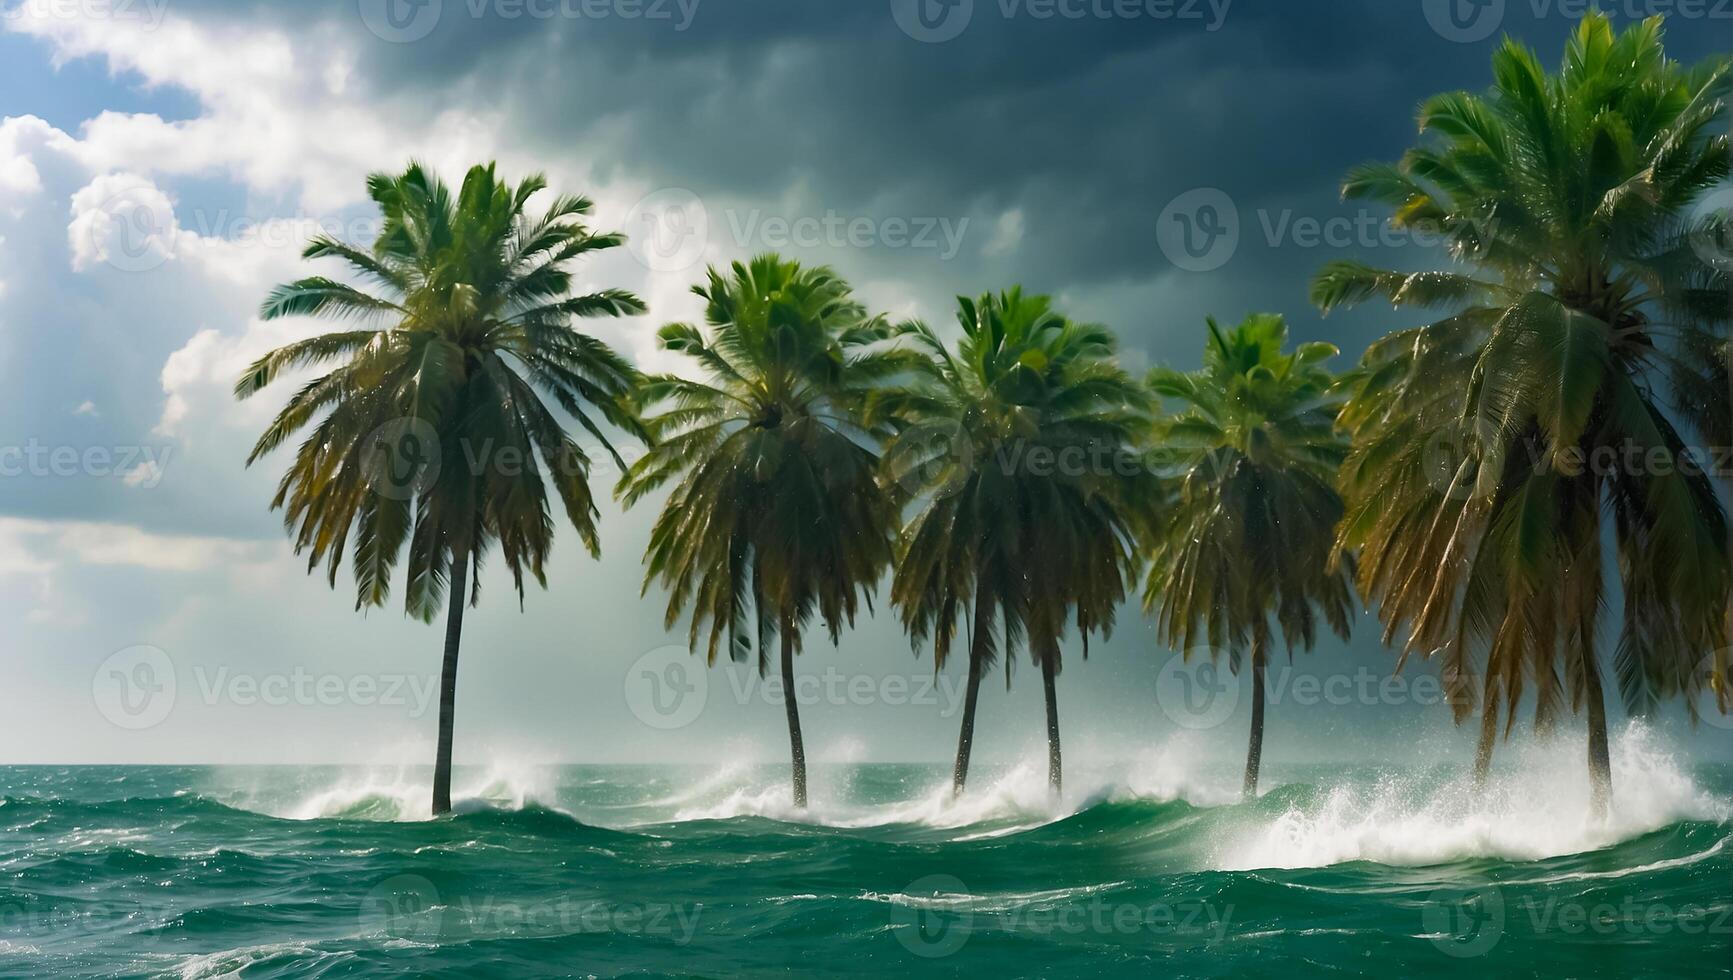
[{"xmin": 1, "ymin": 733, "xmax": 1728, "ymax": 977}]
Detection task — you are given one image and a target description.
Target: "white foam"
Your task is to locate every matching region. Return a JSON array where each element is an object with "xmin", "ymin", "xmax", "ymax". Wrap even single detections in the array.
[
  {"xmin": 643, "ymin": 760, "xmax": 756, "ymax": 809},
  {"xmin": 176, "ymin": 941, "xmax": 347, "ymax": 979},
  {"xmin": 1216, "ymin": 723, "xmax": 1731, "ymax": 870},
  {"xmin": 661, "ymin": 744, "xmax": 1234, "ymax": 830},
  {"xmin": 259, "ymin": 762, "xmax": 559, "ymax": 822}
]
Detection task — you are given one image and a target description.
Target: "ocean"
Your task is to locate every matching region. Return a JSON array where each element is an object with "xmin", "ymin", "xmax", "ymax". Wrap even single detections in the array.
[{"xmin": 1, "ymin": 728, "xmax": 1728, "ymax": 978}]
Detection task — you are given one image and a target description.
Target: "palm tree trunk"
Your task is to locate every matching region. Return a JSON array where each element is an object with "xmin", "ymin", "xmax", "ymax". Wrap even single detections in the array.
[
  {"xmin": 1040, "ymin": 646, "xmax": 1061, "ymax": 795},
  {"xmin": 952, "ymin": 647, "xmax": 986, "ymax": 797},
  {"xmin": 780, "ymin": 616, "xmax": 808, "ymax": 809},
  {"xmin": 1473, "ymin": 696, "xmax": 1497, "ymax": 790},
  {"xmin": 1242, "ymin": 639, "xmax": 1266, "ymax": 800},
  {"xmin": 432, "ymin": 547, "xmax": 469, "ymax": 817},
  {"xmin": 1582, "ymin": 644, "xmax": 1612, "ymax": 818},
  {"xmin": 951, "ymin": 593, "xmax": 992, "ymax": 797}
]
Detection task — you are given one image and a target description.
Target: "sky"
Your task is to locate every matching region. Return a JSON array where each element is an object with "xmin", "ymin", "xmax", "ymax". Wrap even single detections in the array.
[{"xmin": 1, "ymin": 0, "xmax": 1730, "ymax": 770}]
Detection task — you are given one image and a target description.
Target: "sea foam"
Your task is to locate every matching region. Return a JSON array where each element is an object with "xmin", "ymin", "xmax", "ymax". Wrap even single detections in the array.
[
  {"xmin": 661, "ymin": 741, "xmax": 1233, "ymax": 831},
  {"xmin": 1215, "ymin": 722, "xmax": 1731, "ymax": 870},
  {"xmin": 250, "ymin": 761, "xmax": 560, "ymax": 822}
]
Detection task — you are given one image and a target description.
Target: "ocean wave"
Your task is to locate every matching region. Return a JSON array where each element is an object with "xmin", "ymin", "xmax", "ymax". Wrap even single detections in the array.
[
  {"xmin": 173, "ymin": 941, "xmax": 351, "ymax": 980},
  {"xmin": 10, "ymin": 726, "xmax": 1722, "ymax": 879},
  {"xmin": 1214, "ymin": 723, "xmax": 1731, "ymax": 870},
  {"xmin": 244, "ymin": 763, "xmax": 564, "ymax": 823},
  {"xmin": 659, "ymin": 746, "xmax": 1238, "ymax": 833}
]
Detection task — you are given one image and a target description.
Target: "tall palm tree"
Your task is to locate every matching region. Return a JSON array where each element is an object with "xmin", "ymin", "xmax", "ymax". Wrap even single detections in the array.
[
  {"xmin": 875, "ymin": 289, "xmax": 1149, "ymax": 795},
  {"xmin": 618, "ymin": 255, "xmax": 902, "ymax": 808},
  {"xmin": 236, "ymin": 162, "xmax": 645, "ymax": 815},
  {"xmin": 1312, "ymin": 14, "xmax": 1730, "ymax": 813},
  {"xmin": 1141, "ymin": 314, "xmax": 1355, "ymax": 799}
]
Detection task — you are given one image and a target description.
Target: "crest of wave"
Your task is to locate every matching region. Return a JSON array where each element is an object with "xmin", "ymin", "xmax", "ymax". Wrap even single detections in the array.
[
  {"xmin": 243, "ymin": 761, "xmax": 560, "ymax": 821},
  {"xmin": 1216, "ymin": 722, "xmax": 1730, "ymax": 870},
  {"xmin": 664, "ymin": 741, "xmax": 1238, "ymax": 830}
]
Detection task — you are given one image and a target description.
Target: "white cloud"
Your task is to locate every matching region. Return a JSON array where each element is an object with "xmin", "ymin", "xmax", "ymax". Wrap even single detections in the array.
[
  {"xmin": 121, "ymin": 459, "xmax": 163, "ymax": 487},
  {"xmin": 985, "ymin": 207, "xmax": 1024, "ymax": 256},
  {"xmin": 57, "ymin": 521, "xmax": 259, "ymax": 570},
  {"xmin": 4, "ymin": 7, "xmax": 546, "ymax": 212},
  {"xmin": 67, "ymin": 171, "xmax": 179, "ymax": 272},
  {"xmin": 0, "ymin": 152, "xmax": 42, "ymax": 197},
  {"xmin": 3, "ymin": 0, "xmax": 692, "ymax": 453},
  {"xmin": 73, "ymin": 399, "xmax": 98, "ymax": 416},
  {"xmin": 0, "ymin": 516, "xmax": 262, "ymax": 571},
  {"xmin": 153, "ymin": 327, "xmax": 223, "ymax": 437},
  {"xmin": 155, "ymin": 317, "xmax": 321, "ymax": 440},
  {"xmin": 0, "ymin": 115, "xmax": 75, "ymax": 207},
  {"xmin": 0, "ymin": 516, "xmax": 259, "ymax": 568},
  {"xmin": 0, "ymin": 515, "xmax": 266, "ymax": 625}
]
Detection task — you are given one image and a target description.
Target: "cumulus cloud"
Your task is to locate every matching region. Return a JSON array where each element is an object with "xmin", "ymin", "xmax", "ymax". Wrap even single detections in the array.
[
  {"xmin": 0, "ymin": 515, "xmax": 267, "ymax": 626},
  {"xmin": 66, "ymin": 171, "xmax": 178, "ymax": 272},
  {"xmin": 0, "ymin": 516, "xmax": 263, "ymax": 571}
]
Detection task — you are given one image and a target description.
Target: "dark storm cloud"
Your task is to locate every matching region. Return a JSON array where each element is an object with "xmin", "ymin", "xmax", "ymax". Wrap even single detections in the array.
[{"xmin": 129, "ymin": 0, "xmax": 1733, "ymax": 362}]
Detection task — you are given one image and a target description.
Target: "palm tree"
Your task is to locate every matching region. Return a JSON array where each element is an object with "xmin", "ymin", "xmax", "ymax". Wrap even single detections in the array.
[
  {"xmin": 1312, "ymin": 14, "xmax": 1731, "ymax": 813},
  {"xmin": 618, "ymin": 255, "xmax": 902, "ymax": 808},
  {"xmin": 1141, "ymin": 314, "xmax": 1355, "ymax": 799},
  {"xmin": 236, "ymin": 162, "xmax": 645, "ymax": 816},
  {"xmin": 875, "ymin": 289, "xmax": 1149, "ymax": 795}
]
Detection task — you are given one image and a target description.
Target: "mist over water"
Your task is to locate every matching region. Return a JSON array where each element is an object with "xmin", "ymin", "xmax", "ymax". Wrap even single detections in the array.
[{"xmin": 2, "ymin": 725, "xmax": 1727, "ymax": 977}]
